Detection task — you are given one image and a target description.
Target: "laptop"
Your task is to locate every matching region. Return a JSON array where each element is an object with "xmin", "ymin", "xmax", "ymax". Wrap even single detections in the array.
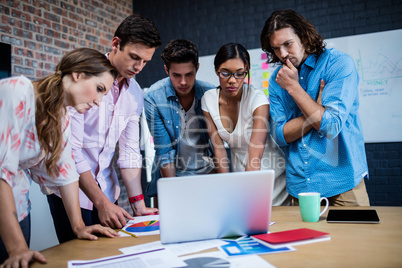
[{"xmin": 157, "ymin": 170, "xmax": 275, "ymax": 244}]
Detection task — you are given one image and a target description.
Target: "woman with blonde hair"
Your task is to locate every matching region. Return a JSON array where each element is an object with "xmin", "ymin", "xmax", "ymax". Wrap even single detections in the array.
[{"xmin": 0, "ymin": 48, "xmax": 119, "ymax": 267}]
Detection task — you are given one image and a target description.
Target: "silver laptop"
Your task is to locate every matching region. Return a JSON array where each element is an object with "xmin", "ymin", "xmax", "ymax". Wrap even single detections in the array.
[{"xmin": 157, "ymin": 170, "xmax": 275, "ymax": 244}]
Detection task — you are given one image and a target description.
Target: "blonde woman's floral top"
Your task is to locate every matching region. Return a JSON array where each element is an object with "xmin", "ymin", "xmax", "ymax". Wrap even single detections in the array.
[{"xmin": 0, "ymin": 76, "xmax": 78, "ymax": 222}]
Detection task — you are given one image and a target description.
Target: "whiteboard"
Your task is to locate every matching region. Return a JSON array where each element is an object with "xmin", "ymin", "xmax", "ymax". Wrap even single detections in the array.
[{"xmin": 197, "ymin": 29, "xmax": 402, "ymax": 143}]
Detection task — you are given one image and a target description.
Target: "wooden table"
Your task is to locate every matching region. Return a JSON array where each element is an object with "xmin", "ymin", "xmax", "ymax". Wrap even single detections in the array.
[{"xmin": 32, "ymin": 206, "xmax": 402, "ymax": 267}]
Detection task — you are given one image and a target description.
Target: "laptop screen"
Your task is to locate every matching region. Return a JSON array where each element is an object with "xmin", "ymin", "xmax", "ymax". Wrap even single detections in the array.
[{"xmin": 157, "ymin": 170, "xmax": 275, "ymax": 244}]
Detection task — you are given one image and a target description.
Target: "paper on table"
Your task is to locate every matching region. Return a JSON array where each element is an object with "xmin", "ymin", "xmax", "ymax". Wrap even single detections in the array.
[
  {"xmin": 120, "ymin": 239, "xmax": 228, "ymax": 257},
  {"xmin": 67, "ymin": 248, "xmax": 185, "ymax": 268},
  {"xmin": 178, "ymin": 250, "xmax": 276, "ymax": 268},
  {"xmin": 119, "ymin": 215, "xmax": 160, "ymax": 237}
]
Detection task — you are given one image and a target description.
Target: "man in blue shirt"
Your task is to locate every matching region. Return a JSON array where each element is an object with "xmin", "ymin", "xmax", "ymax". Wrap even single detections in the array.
[
  {"xmin": 144, "ymin": 39, "xmax": 215, "ymax": 203},
  {"xmin": 260, "ymin": 9, "xmax": 370, "ymax": 206}
]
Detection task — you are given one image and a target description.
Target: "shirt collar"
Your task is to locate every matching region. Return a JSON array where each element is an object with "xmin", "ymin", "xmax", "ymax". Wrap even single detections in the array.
[
  {"xmin": 303, "ymin": 54, "xmax": 318, "ymax": 69},
  {"xmin": 106, "ymin": 52, "xmax": 131, "ymax": 91},
  {"xmin": 166, "ymin": 78, "xmax": 177, "ymax": 98}
]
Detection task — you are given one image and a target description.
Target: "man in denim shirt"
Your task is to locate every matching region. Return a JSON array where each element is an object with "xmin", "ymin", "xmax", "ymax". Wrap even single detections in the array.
[
  {"xmin": 260, "ymin": 10, "xmax": 370, "ymax": 206},
  {"xmin": 144, "ymin": 39, "xmax": 215, "ymax": 202}
]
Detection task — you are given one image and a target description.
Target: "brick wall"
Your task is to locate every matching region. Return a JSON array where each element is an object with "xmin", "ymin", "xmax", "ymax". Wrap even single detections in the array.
[
  {"xmin": 133, "ymin": 0, "xmax": 402, "ymax": 206},
  {"xmin": 0, "ymin": 0, "xmax": 132, "ymax": 80}
]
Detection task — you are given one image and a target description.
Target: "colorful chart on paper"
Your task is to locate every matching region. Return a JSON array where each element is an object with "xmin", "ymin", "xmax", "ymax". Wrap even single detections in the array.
[{"xmin": 125, "ymin": 220, "xmax": 160, "ymax": 232}]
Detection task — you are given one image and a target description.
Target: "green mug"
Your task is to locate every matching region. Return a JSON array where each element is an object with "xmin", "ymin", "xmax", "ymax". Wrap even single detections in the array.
[{"xmin": 298, "ymin": 192, "xmax": 329, "ymax": 222}]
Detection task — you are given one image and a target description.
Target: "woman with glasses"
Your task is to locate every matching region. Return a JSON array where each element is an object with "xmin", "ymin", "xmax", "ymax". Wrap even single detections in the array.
[{"xmin": 201, "ymin": 43, "xmax": 289, "ymax": 205}]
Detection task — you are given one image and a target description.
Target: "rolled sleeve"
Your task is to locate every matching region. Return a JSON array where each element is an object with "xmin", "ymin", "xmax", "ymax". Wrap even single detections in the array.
[
  {"xmin": 30, "ymin": 115, "xmax": 79, "ymax": 195},
  {"xmin": 117, "ymin": 113, "xmax": 142, "ymax": 169},
  {"xmin": 155, "ymin": 150, "xmax": 176, "ymax": 168},
  {"xmin": 115, "ymin": 81, "xmax": 144, "ymax": 169},
  {"xmin": 272, "ymin": 119, "xmax": 288, "ymax": 147},
  {"xmin": 30, "ymin": 143, "xmax": 79, "ymax": 195},
  {"xmin": 318, "ymin": 54, "xmax": 359, "ymax": 140},
  {"xmin": 269, "ymin": 77, "xmax": 290, "ymax": 148}
]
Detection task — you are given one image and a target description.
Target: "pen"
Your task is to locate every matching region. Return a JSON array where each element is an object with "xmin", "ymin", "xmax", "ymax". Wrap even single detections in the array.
[{"xmin": 119, "ymin": 229, "xmax": 138, "ymax": 238}]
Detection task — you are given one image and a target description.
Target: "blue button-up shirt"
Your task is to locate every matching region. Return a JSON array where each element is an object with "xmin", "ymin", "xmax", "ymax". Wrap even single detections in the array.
[
  {"xmin": 269, "ymin": 48, "xmax": 368, "ymax": 198},
  {"xmin": 144, "ymin": 77, "xmax": 215, "ymax": 196}
]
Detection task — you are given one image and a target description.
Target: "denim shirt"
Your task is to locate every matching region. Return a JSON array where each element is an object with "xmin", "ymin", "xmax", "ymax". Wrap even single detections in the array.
[
  {"xmin": 269, "ymin": 48, "xmax": 368, "ymax": 198},
  {"xmin": 144, "ymin": 77, "xmax": 215, "ymax": 196}
]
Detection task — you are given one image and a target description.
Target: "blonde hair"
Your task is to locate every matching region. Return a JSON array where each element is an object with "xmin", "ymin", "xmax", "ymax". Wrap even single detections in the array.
[{"xmin": 35, "ymin": 48, "xmax": 117, "ymax": 178}]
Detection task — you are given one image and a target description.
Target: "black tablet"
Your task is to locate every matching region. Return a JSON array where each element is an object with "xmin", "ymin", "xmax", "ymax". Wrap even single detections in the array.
[{"xmin": 326, "ymin": 209, "xmax": 380, "ymax": 223}]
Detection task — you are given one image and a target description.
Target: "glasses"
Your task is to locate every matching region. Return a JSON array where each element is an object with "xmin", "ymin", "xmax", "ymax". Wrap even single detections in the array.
[{"xmin": 217, "ymin": 71, "xmax": 248, "ymax": 80}]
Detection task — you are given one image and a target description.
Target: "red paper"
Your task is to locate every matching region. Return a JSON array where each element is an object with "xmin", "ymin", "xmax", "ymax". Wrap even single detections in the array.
[{"xmin": 252, "ymin": 228, "xmax": 329, "ymax": 244}]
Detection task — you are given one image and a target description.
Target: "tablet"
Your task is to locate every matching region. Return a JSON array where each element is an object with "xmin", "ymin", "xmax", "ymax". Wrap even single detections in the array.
[{"xmin": 326, "ymin": 209, "xmax": 380, "ymax": 223}]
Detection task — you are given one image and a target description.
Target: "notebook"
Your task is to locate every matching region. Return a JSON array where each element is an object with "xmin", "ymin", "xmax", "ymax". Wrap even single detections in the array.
[
  {"xmin": 157, "ymin": 170, "xmax": 275, "ymax": 244},
  {"xmin": 252, "ymin": 228, "xmax": 330, "ymax": 249},
  {"xmin": 253, "ymin": 228, "xmax": 329, "ymax": 244}
]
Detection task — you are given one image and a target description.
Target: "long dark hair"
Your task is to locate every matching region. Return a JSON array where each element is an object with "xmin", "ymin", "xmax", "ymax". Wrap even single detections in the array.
[
  {"xmin": 260, "ymin": 9, "xmax": 326, "ymax": 64},
  {"xmin": 214, "ymin": 43, "xmax": 251, "ymax": 86},
  {"xmin": 35, "ymin": 48, "xmax": 117, "ymax": 178}
]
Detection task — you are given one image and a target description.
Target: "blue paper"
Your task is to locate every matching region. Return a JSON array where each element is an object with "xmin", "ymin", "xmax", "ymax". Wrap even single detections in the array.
[{"xmin": 220, "ymin": 236, "xmax": 293, "ymax": 257}]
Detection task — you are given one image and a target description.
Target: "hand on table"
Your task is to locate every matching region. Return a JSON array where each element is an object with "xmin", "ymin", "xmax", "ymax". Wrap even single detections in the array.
[
  {"xmin": 131, "ymin": 199, "xmax": 158, "ymax": 216},
  {"xmin": 73, "ymin": 224, "xmax": 120, "ymax": 241},
  {"xmin": 0, "ymin": 248, "xmax": 46, "ymax": 268},
  {"xmin": 97, "ymin": 200, "xmax": 134, "ymax": 229}
]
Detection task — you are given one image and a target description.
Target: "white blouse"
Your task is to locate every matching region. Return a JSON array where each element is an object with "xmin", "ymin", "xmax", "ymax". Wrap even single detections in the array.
[
  {"xmin": 201, "ymin": 84, "xmax": 288, "ymax": 205},
  {"xmin": 0, "ymin": 76, "xmax": 78, "ymax": 221}
]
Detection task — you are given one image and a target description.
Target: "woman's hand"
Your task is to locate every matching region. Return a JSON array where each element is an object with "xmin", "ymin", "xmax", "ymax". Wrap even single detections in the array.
[
  {"xmin": 73, "ymin": 224, "xmax": 120, "ymax": 241},
  {"xmin": 0, "ymin": 249, "xmax": 46, "ymax": 268},
  {"xmin": 0, "ymin": 181, "xmax": 46, "ymax": 268}
]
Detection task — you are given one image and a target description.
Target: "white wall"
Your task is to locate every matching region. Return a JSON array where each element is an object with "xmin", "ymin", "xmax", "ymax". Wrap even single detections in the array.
[{"xmin": 29, "ymin": 182, "xmax": 59, "ymax": 251}]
